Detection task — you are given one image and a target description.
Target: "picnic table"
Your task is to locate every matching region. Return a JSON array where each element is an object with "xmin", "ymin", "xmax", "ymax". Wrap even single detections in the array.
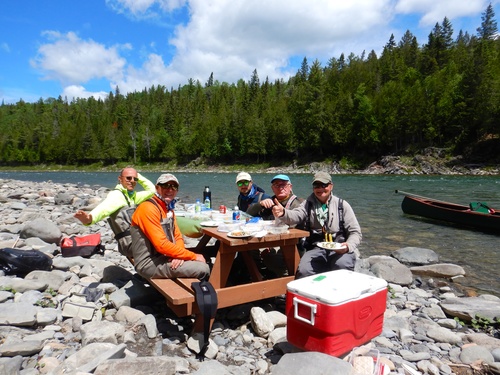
[{"xmin": 148, "ymin": 227, "xmax": 309, "ymax": 330}]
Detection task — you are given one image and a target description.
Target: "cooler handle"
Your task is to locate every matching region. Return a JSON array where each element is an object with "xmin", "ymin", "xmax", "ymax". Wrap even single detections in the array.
[{"xmin": 293, "ymin": 297, "xmax": 317, "ymax": 326}]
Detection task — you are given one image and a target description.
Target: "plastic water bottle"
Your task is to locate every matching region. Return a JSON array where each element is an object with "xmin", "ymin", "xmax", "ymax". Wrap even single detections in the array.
[
  {"xmin": 204, "ymin": 196, "xmax": 211, "ymax": 209},
  {"xmin": 195, "ymin": 199, "xmax": 202, "ymax": 213},
  {"xmin": 232, "ymin": 205, "xmax": 240, "ymax": 220}
]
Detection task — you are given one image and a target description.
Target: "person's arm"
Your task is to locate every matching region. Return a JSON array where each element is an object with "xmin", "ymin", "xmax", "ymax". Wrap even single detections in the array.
[
  {"xmin": 133, "ymin": 173, "xmax": 156, "ymax": 203},
  {"xmin": 133, "ymin": 202, "xmax": 197, "ymax": 260},
  {"xmin": 75, "ymin": 189, "xmax": 126, "ymax": 226}
]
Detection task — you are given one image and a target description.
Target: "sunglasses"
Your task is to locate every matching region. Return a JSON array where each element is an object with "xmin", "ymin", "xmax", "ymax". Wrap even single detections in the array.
[
  {"xmin": 272, "ymin": 183, "xmax": 290, "ymax": 189},
  {"xmin": 313, "ymin": 182, "xmax": 330, "ymax": 189},
  {"xmin": 237, "ymin": 180, "xmax": 250, "ymax": 187},
  {"xmin": 158, "ymin": 183, "xmax": 179, "ymax": 191},
  {"xmin": 123, "ymin": 176, "xmax": 139, "ymax": 181}
]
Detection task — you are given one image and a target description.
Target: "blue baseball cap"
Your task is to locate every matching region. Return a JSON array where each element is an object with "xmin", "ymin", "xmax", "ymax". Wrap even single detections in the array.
[{"xmin": 271, "ymin": 174, "xmax": 291, "ymax": 183}]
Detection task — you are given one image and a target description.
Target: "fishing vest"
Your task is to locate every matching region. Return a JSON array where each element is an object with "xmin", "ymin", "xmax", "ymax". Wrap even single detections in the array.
[
  {"xmin": 107, "ymin": 190, "xmax": 136, "ymax": 258},
  {"xmin": 130, "ymin": 198, "xmax": 176, "ymax": 279}
]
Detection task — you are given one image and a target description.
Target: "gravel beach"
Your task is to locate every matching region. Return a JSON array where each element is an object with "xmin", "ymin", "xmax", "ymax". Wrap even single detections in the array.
[{"xmin": 0, "ymin": 177, "xmax": 499, "ymax": 375}]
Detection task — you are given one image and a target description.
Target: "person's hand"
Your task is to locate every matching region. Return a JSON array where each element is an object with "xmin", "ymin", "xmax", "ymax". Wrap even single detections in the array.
[
  {"xmin": 341, "ymin": 243, "xmax": 349, "ymax": 254},
  {"xmin": 74, "ymin": 210, "xmax": 92, "ymax": 225},
  {"xmin": 271, "ymin": 198, "xmax": 284, "ymax": 217},
  {"xmin": 260, "ymin": 198, "xmax": 274, "ymax": 209},
  {"xmin": 170, "ymin": 258, "xmax": 184, "ymax": 269},
  {"xmin": 194, "ymin": 253, "xmax": 206, "ymax": 263}
]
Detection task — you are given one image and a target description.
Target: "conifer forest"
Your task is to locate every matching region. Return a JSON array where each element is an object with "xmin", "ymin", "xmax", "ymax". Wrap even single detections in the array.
[{"xmin": 0, "ymin": 5, "xmax": 498, "ymax": 167}]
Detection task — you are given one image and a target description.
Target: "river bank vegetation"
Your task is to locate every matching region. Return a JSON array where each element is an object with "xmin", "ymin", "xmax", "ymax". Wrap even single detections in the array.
[{"xmin": 0, "ymin": 5, "xmax": 499, "ymax": 170}]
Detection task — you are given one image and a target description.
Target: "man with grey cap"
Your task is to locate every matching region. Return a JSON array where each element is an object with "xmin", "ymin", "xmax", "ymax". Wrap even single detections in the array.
[
  {"xmin": 272, "ymin": 171, "xmax": 362, "ymax": 278},
  {"xmin": 235, "ymin": 172, "xmax": 271, "ymax": 215},
  {"xmin": 130, "ymin": 173, "xmax": 210, "ymax": 280}
]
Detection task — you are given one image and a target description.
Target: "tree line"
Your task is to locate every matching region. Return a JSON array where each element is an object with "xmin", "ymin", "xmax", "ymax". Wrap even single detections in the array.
[{"xmin": 0, "ymin": 5, "xmax": 498, "ymax": 167}]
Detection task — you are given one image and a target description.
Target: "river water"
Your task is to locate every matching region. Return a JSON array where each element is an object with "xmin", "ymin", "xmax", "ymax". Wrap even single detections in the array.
[{"xmin": 1, "ymin": 171, "xmax": 499, "ymax": 296}]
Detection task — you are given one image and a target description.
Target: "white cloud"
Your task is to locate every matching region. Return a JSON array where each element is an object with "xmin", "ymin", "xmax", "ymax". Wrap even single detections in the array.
[
  {"xmin": 61, "ymin": 85, "xmax": 109, "ymax": 101},
  {"xmin": 164, "ymin": 0, "xmax": 394, "ymax": 84},
  {"xmin": 28, "ymin": 0, "xmax": 496, "ymax": 102},
  {"xmin": 105, "ymin": 0, "xmax": 187, "ymax": 18},
  {"xmin": 30, "ymin": 31, "xmax": 128, "ymax": 85},
  {"xmin": 395, "ymin": 0, "xmax": 489, "ymax": 27}
]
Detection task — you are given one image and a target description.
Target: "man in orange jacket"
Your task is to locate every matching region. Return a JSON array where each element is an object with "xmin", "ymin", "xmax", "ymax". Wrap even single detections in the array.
[{"xmin": 130, "ymin": 173, "xmax": 210, "ymax": 280}]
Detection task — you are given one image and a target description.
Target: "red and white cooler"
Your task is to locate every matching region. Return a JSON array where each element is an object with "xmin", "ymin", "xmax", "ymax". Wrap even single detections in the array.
[{"xmin": 286, "ymin": 270, "xmax": 388, "ymax": 357}]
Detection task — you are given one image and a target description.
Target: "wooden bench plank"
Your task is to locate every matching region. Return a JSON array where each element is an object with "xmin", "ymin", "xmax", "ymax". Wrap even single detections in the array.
[{"xmin": 148, "ymin": 278, "xmax": 199, "ymax": 317}]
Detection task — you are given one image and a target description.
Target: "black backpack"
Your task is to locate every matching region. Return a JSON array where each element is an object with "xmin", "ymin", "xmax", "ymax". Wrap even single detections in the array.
[
  {"xmin": 0, "ymin": 248, "xmax": 53, "ymax": 276},
  {"xmin": 191, "ymin": 280, "xmax": 218, "ymax": 360}
]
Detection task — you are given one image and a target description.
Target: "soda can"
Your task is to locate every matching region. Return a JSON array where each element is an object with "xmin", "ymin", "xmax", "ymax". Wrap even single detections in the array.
[
  {"xmin": 232, "ymin": 211, "xmax": 240, "ymax": 220},
  {"xmin": 219, "ymin": 205, "xmax": 226, "ymax": 214}
]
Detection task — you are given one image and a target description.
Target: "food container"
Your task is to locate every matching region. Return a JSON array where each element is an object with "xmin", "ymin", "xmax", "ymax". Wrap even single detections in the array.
[
  {"xmin": 217, "ymin": 222, "xmax": 242, "ymax": 233},
  {"xmin": 348, "ymin": 347, "xmax": 385, "ymax": 375},
  {"xmin": 243, "ymin": 222, "xmax": 264, "ymax": 233},
  {"xmin": 286, "ymin": 270, "xmax": 387, "ymax": 357},
  {"xmin": 266, "ymin": 224, "xmax": 289, "ymax": 234}
]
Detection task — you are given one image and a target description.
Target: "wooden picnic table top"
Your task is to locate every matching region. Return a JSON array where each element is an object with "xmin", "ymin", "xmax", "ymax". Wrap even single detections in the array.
[{"xmin": 198, "ymin": 227, "xmax": 309, "ymax": 309}]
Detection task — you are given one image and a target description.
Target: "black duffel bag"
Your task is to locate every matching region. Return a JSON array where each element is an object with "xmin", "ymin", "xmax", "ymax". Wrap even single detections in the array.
[{"xmin": 0, "ymin": 248, "xmax": 53, "ymax": 276}]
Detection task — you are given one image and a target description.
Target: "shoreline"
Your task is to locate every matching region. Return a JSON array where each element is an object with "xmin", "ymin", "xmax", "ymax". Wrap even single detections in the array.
[{"xmin": 1, "ymin": 151, "xmax": 499, "ymax": 176}]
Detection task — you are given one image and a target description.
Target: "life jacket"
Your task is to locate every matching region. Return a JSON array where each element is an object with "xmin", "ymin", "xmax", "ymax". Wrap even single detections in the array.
[
  {"xmin": 303, "ymin": 197, "xmax": 347, "ymax": 249},
  {"xmin": 107, "ymin": 190, "xmax": 137, "ymax": 258}
]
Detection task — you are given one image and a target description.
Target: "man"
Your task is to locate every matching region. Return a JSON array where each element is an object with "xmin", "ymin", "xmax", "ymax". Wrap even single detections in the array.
[
  {"xmin": 235, "ymin": 172, "xmax": 271, "ymax": 216},
  {"xmin": 130, "ymin": 173, "xmax": 210, "ymax": 280},
  {"xmin": 272, "ymin": 171, "xmax": 362, "ymax": 279},
  {"xmin": 257, "ymin": 174, "xmax": 304, "ymax": 220},
  {"xmin": 74, "ymin": 167, "xmax": 155, "ymax": 257},
  {"xmin": 256, "ymin": 174, "xmax": 305, "ymax": 277}
]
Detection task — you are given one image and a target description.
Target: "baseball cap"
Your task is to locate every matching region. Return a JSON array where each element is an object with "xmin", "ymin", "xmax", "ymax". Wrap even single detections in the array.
[
  {"xmin": 271, "ymin": 174, "xmax": 291, "ymax": 183},
  {"xmin": 236, "ymin": 172, "xmax": 252, "ymax": 183},
  {"xmin": 156, "ymin": 173, "xmax": 179, "ymax": 185},
  {"xmin": 312, "ymin": 171, "xmax": 332, "ymax": 184}
]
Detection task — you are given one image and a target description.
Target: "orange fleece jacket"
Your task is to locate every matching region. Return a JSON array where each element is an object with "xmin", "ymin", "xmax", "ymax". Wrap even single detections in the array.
[{"xmin": 131, "ymin": 196, "xmax": 197, "ymax": 260}]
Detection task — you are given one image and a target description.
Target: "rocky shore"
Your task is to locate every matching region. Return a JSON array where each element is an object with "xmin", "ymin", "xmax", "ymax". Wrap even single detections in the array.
[
  {"xmin": 175, "ymin": 149, "xmax": 500, "ymax": 176},
  {"xmin": 0, "ymin": 177, "xmax": 499, "ymax": 375}
]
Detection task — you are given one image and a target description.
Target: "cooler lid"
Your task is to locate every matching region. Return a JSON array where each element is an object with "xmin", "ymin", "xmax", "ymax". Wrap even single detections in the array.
[{"xmin": 287, "ymin": 270, "xmax": 387, "ymax": 305}]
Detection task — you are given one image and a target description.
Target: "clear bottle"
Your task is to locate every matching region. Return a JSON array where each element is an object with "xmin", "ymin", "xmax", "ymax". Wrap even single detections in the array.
[
  {"xmin": 195, "ymin": 199, "xmax": 202, "ymax": 213},
  {"xmin": 232, "ymin": 205, "xmax": 240, "ymax": 220}
]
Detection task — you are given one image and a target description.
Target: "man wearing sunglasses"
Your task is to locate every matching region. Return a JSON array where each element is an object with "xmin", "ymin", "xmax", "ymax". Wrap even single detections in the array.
[
  {"xmin": 272, "ymin": 171, "xmax": 362, "ymax": 279},
  {"xmin": 130, "ymin": 173, "xmax": 210, "ymax": 280},
  {"xmin": 74, "ymin": 167, "xmax": 155, "ymax": 257},
  {"xmin": 235, "ymin": 172, "xmax": 271, "ymax": 215},
  {"xmin": 253, "ymin": 174, "xmax": 305, "ymax": 278}
]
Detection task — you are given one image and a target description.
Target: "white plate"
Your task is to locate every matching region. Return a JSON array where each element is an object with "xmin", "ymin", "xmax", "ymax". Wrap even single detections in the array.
[
  {"xmin": 316, "ymin": 242, "xmax": 347, "ymax": 251},
  {"xmin": 175, "ymin": 211, "xmax": 186, "ymax": 217},
  {"xmin": 200, "ymin": 221, "xmax": 220, "ymax": 227},
  {"xmin": 227, "ymin": 230, "xmax": 253, "ymax": 238}
]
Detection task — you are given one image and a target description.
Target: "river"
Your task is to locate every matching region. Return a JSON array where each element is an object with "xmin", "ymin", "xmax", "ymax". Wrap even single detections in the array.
[{"xmin": 1, "ymin": 171, "xmax": 499, "ymax": 296}]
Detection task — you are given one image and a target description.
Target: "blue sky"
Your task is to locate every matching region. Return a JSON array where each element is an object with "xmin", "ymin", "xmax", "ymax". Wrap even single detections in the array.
[{"xmin": 1, "ymin": 0, "xmax": 498, "ymax": 104}]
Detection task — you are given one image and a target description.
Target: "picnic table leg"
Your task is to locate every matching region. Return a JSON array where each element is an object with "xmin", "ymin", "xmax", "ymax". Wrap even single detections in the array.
[
  {"xmin": 240, "ymin": 252, "xmax": 264, "ymax": 281},
  {"xmin": 281, "ymin": 242, "xmax": 300, "ymax": 276},
  {"xmin": 208, "ymin": 246, "xmax": 235, "ymax": 289}
]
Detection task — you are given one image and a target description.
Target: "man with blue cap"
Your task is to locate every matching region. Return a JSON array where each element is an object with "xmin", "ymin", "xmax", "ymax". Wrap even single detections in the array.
[
  {"xmin": 253, "ymin": 174, "xmax": 305, "ymax": 278},
  {"xmin": 255, "ymin": 174, "xmax": 304, "ymax": 219}
]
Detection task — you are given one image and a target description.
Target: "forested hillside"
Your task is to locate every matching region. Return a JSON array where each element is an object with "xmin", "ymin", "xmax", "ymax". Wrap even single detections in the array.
[{"xmin": 0, "ymin": 5, "xmax": 498, "ymax": 167}]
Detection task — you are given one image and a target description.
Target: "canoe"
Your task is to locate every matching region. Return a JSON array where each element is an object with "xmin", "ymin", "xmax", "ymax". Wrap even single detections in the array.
[{"xmin": 397, "ymin": 191, "xmax": 500, "ymax": 233}]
